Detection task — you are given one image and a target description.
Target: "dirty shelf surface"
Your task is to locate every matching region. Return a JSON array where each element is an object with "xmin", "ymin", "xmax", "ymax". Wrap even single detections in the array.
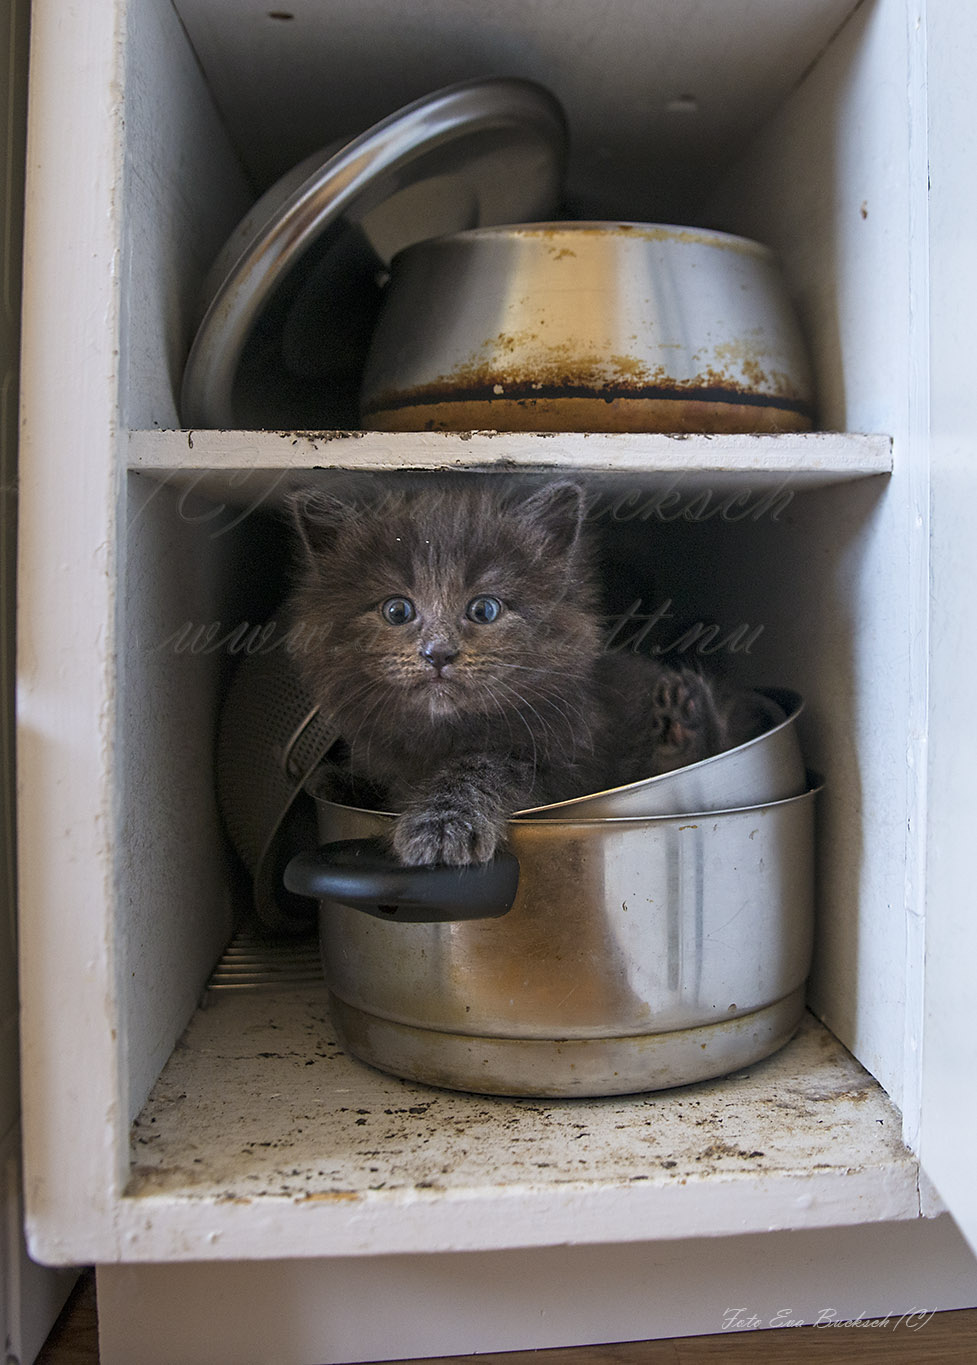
[
  {"xmin": 127, "ymin": 428, "xmax": 892, "ymax": 493},
  {"xmin": 122, "ymin": 988, "xmax": 922, "ymax": 1260}
]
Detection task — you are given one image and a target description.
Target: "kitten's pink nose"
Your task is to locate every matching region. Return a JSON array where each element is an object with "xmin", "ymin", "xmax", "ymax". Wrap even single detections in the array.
[{"xmin": 421, "ymin": 642, "xmax": 458, "ymax": 674}]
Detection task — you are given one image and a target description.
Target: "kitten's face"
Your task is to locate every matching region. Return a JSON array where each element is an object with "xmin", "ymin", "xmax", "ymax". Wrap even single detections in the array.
[
  {"xmin": 356, "ymin": 537, "xmax": 586, "ymax": 722},
  {"xmin": 290, "ymin": 483, "xmax": 601, "ymax": 733}
]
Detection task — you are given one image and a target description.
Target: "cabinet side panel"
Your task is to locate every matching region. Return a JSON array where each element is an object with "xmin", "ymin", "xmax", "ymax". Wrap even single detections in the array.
[
  {"xmin": 119, "ymin": 475, "xmax": 239, "ymax": 1125},
  {"xmin": 2, "ymin": 0, "xmax": 82, "ymax": 1345},
  {"xmin": 919, "ymin": 0, "xmax": 977, "ymax": 1257},
  {"xmin": 116, "ymin": 0, "xmax": 251, "ymax": 1118},
  {"xmin": 704, "ymin": 0, "xmax": 918, "ymax": 1105},
  {"xmin": 119, "ymin": 0, "xmax": 251, "ymax": 430},
  {"xmin": 17, "ymin": 0, "xmax": 128, "ymax": 1261}
]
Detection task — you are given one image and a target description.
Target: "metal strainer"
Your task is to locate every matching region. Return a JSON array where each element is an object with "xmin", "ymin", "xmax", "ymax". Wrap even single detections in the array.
[{"xmin": 216, "ymin": 641, "xmax": 338, "ymax": 932}]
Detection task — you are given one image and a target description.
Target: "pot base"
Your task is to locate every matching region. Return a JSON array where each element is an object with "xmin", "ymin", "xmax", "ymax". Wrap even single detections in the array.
[
  {"xmin": 329, "ymin": 986, "xmax": 806, "ymax": 1098},
  {"xmin": 364, "ymin": 394, "xmax": 813, "ymax": 435}
]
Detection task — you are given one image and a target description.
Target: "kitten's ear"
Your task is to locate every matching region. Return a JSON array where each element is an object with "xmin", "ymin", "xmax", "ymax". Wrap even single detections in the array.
[
  {"xmin": 517, "ymin": 481, "xmax": 587, "ymax": 555},
  {"xmin": 287, "ymin": 487, "xmax": 348, "ymax": 561}
]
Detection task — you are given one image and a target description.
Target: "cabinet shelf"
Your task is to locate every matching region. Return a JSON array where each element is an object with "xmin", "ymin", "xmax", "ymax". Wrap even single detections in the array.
[
  {"xmin": 127, "ymin": 428, "xmax": 892, "ymax": 498},
  {"xmin": 121, "ymin": 985, "xmax": 921, "ymax": 1263}
]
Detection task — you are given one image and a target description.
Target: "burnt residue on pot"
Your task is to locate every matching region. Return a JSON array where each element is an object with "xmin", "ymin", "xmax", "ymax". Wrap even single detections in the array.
[
  {"xmin": 364, "ymin": 390, "xmax": 814, "ymax": 434},
  {"xmin": 363, "ymin": 382, "xmax": 814, "ymax": 434},
  {"xmin": 362, "ymin": 334, "xmax": 812, "ymax": 415},
  {"xmin": 494, "ymin": 221, "xmax": 780, "ymax": 258},
  {"xmin": 361, "ymin": 337, "xmax": 815, "ymax": 434},
  {"xmin": 359, "ymin": 221, "xmax": 817, "ymax": 435}
]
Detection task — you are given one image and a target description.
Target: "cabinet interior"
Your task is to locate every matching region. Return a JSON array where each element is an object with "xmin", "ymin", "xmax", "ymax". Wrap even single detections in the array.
[{"xmin": 109, "ymin": 0, "xmax": 922, "ymax": 1244}]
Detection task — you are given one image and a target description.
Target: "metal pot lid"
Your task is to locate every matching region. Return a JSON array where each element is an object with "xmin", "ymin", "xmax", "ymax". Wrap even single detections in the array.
[{"xmin": 180, "ymin": 77, "xmax": 568, "ymax": 430}]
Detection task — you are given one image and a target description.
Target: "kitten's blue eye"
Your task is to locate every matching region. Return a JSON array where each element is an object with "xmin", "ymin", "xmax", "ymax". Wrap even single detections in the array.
[
  {"xmin": 381, "ymin": 597, "xmax": 415, "ymax": 625},
  {"xmin": 466, "ymin": 596, "xmax": 503, "ymax": 625}
]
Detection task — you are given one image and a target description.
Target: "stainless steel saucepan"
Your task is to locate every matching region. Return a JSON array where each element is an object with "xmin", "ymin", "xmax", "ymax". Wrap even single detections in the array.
[
  {"xmin": 525, "ymin": 687, "xmax": 805, "ymax": 819},
  {"xmin": 360, "ymin": 221, "xmax": 816, "ymax": 433},
  {"xmin": 285, "ymin": 777, "xmax": 820, "ymax": 1098}
]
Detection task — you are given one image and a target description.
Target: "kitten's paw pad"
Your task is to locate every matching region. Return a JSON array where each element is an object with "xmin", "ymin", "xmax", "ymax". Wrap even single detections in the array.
[
  {"xmin": 392, "ymin": 809, "xmax": 502, "ymax": 867},
  {"xmin": 652, "ymin": 670, "xmax": 711, "ymax": 750}
]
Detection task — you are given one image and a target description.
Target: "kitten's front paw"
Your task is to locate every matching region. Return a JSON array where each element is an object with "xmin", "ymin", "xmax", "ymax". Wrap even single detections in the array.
[
  {"xmin": 652, "ymin": 668, "xmax": 714, "ymax": 759},
  {"xmin": 392, "ymin": 808, "xmax": 503, "ymax": 867}
]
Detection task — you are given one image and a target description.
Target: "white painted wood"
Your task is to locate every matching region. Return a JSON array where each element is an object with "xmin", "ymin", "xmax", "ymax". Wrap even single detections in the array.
[
  {"xmin": 115, "ymin": 0, "xmax": 252, "ymax": 1127},
  {"xmin": 704, "ymin": 0, "xmax": 925, "ymax": 1116},
  {"xmin": 1, "ymin": 3, "xmax": 80, "ymax": 1357},
  {"xmin": 119, "ymin": 0, "xmax": 252, "ymax": 428},
  {"xmin": 17, "ymin": 0, "xmax": 131, "ymax": 1267},
  {"xmin": 173, "ymin": 0, "xmax": 861, "ymax": 222},
  {"xmin": 117, "ymin": 475, "xmax": 238, "ymax": 1125},
  {"xmin": 1, "ymin": 1128, "xmax": 76, "ymax": 1365},
  {"xmin": 918, "ymin": 0, "xmax": 977, "ymax": 1256},
  {"xmin": 128, "ymin": 426, "xmax": 893, "ymax": 481},
  {"xmin": 110, "ymin": 1003, "xmax": 919, "ymax": 1265},
  {"xmin": 96, "ymin": 1214, "xmax": 977, "ymax": 1365}
]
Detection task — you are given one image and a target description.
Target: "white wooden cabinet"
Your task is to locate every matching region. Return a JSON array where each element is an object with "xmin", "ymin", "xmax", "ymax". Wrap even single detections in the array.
[{"xmin": 15, "ymin": 0, "xmax": 977, "ymax": 1360}]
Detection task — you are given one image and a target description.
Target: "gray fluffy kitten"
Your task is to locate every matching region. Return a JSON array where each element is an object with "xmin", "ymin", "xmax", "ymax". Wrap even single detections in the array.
[{"xmin": 288, "ymin": 480, "xmax": 752, "ymax": 867}]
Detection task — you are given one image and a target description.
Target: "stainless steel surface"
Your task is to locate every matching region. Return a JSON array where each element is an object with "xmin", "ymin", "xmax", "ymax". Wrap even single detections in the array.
[
  {"xmin": 181, "ymin": 78, "xmax": 567, "ymax": 430},
  {"xmin": 524, "ymin": 687, "xmax": 806, "ymax": 818},
  {"xmin": 360, "ymin": 221, "xmax": 815, "ymax": 433},
  {"xmin": 309, "ymin": 784, "xmax": 818, "ymax": 1095},
  {"xmin": 330, "ymin": 989, "xmax": 807, "ymax": 1098}
]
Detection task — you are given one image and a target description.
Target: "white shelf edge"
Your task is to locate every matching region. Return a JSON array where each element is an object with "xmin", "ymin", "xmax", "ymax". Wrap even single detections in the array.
[
  {"xmin": 127, "ymin": 428, "xmax": 893, "ymax": 483},
  {"xmin": 51, "ymin": 999, "xmax": 926, "ymax": 1267},
  {"xmin": 103, "ymin": 1160, "xmax": 922, "ymax": 1265}
]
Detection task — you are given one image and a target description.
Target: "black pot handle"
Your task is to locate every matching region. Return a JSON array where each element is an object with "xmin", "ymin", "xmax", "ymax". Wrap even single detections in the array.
[{"xmin": 283, "ymin": 837, "xmax": 519, "ymax": 922}]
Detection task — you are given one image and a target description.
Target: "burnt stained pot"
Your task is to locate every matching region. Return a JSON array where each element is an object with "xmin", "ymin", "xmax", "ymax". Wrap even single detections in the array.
[
  {"xmin": 284, "ymin": 780, "xmax": 820, "ymax": 1098},
  {"xmin": 359, "ymin": 221, "xmax": 816, "ymax": 434}
]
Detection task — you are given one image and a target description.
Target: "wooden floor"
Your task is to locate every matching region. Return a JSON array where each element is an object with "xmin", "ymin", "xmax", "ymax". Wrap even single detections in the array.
[{"xmin": 34, "ymin": 1270, "xmax": 977, "ymax": 1364}]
